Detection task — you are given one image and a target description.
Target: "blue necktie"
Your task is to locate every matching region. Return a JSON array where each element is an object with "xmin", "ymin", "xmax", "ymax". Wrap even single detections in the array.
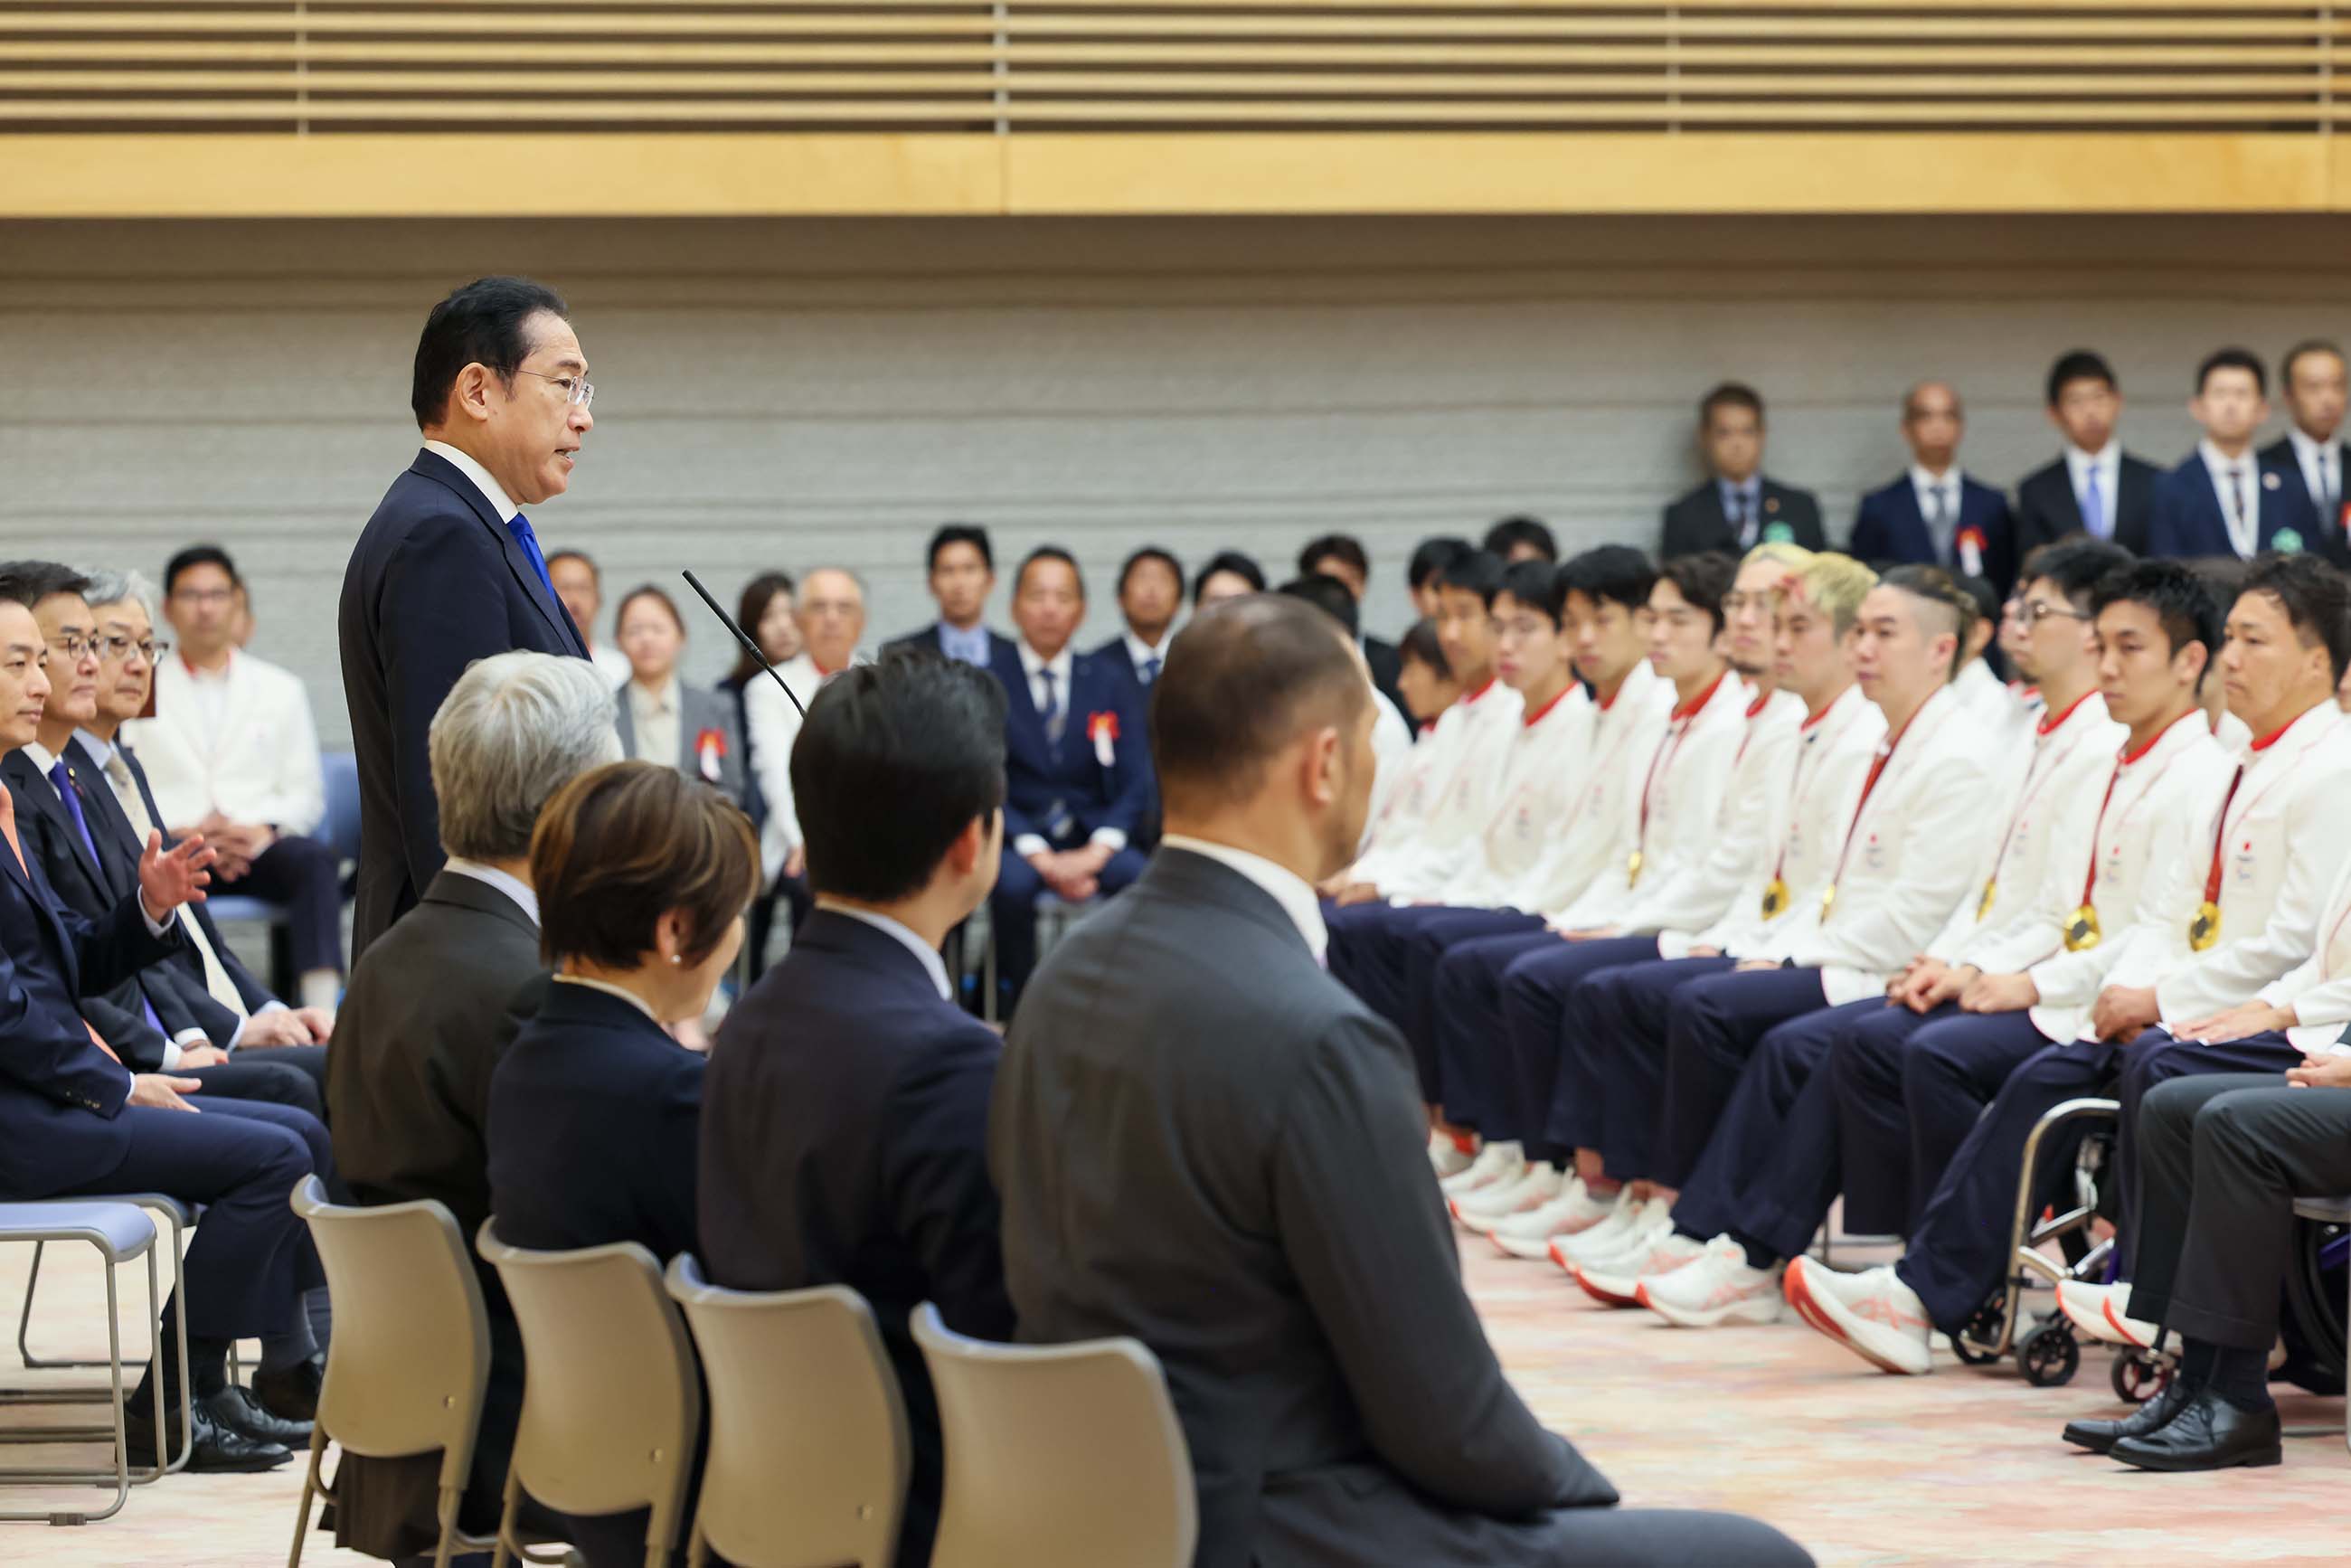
[
  {"xmin": 506, "ymin": 512, "xmax": 557, "ymax": 602},
  {"xmin": 1038, "ymin": 668, "xmax": 1064, "ymax": 748},
  {"xmin": 50, "ymin": 759, "xmax": 165, "ymax": 1036},
  {"xmin": 1141, "ymin": 655, "xmax": 1161, "ymax": 685},
  {"xmin": 2081, "ymin": 466, "xmax": 2108, "ymax": 540}
]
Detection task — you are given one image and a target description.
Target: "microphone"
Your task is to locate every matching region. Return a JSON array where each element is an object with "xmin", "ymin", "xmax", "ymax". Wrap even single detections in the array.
[{"xmin": 682, "ymin": 570, "xmax": 807, "ymax": 719}]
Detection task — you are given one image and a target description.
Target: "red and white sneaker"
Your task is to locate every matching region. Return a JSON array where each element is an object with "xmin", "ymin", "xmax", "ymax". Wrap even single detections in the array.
[
  {"xmin": 1573, "ymin": 1231, "xmax": 1705, "ymax": 1308},
  {"xmin": 1637, "ymin": 1235, "xmax": 1783, "ymax": 1327},
  {"xmin": 1454, "ymin": 1162, "xmax": 1563, "ymax": 1232},
  {"xmin": 1439, "ymin": 1139, "xmax": 1522, "ymax": 1200},
  {"xmin": 2052, "ymin": 1279, "xmax": 2136, "ymax": 1346},
  {"xmin": 1428, "ymin": 1129, "xmax": 1477, "ymax": 1180},
  {"xmin": 1548, "ymin": 1195, "xmax": 1670, "ymax": 1274},
  {"xmin": 1783, "ymin": 1257, "xmax": 1933, "ymax": 1375}
]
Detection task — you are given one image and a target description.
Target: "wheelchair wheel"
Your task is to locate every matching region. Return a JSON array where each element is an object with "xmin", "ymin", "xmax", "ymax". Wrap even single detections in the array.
[
  {"xmin": 2111, "ymin": 1346, "xmax": 2168, "ymax": 1405},
  {"xmin": 2017, "ymin": 1320, "xmax": 2081, "ymax": 1387},
  {"xmin": 1950, "ymin": 1299, "xmax": 2006, "ymax": 1365}
]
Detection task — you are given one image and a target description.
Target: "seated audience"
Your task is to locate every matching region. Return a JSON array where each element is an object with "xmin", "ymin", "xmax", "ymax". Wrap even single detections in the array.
[
  {"xmin": 548, "ymin": 546, "xmax": 632, "ymax": 687},
  {"xmin": 702, "ymin": 653, "xmax": 1015, "ymax": 1568},
  {"xmin": 487, "ymin": 759, "xmax": 755, "ymax": 1564},
  {"xmin": 2148, "ymin": 349, "xmax": 2318, "ymax": 562},
  {"xmin": 1276, "ymin": 573, "xmax": 1415, "ymax": 832},
  {"xmin": 742, "ymin": 565, "xmax": 868, "ymax": 925},
  {"xmin": 1097, "ymin": 543, "xmax": 1185, "ymax": 703},
  {"xmin": 1850, "ymin": 382, "xmax": 2020, "ymax": 594},
  {"xmin": 1484, "ymin": 514, "xmax": 1559, "ymax": 563},
  {"xmin": 1300, "ymin": 532, "xmax": 1407, "ymax": 713},
  {"xmin": 1663, "ymin": 383, "xmax": 1826, "ymax": 557},
  {"xmin": 0, "ymin": 562, "xmax": 325, "ymax": 1474},
  {"xmin": 611, "ymin": 584, "xmax": 746, "ymax": 805},
  {"xmin": 130, "ymin": 544, "xmax": 345, "ymax": 1011},
  {"xmin": 324, "ymin": 649, "xmax": 620, "ymax": 1560},
  {"xmin": 718, "ymin": 570, "xmax": 797, "ymax": 975},
  {"xmin": 1192, "ymin": 549, "xmax": 1266, "ymax": 609},
  {"xmin": 888, "ymin": 524, "xmax": 1011, "ymax": 666},
  {"xmin": 2261, "ymin": 338, "xmax": 2351, "ymax": 567},
  {"xmin": 1393, "ymin": 615, "xmax": 1459, "ymax": 727},
  {"xmin": 986, "ymin": 547, "xmax": 1151, "ymax": 1013},
  {"xmin": 990, "ymin": 592, "xmax": 1811, "ymax": 1566},
  {"xmin": 1406, "ymin": 534, "xmax": 1472, "ymax": 620},
  {"xmin": 2014, "ymin": 349, "xmax": 2162, "ymax": 555}
]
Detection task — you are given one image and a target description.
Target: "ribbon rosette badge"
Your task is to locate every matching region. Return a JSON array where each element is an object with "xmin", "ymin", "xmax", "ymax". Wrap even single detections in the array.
[
  {"xmin": 695, "ymin": 727, "xmax": 726, "ymax": 783},
  {"xmin": 1956, "ymin": 525, "xmax": 1986, "ymax": 579},
  {"xmin": 1088, "ymin": 710, "xmax": 1119, "ymax": 768}
]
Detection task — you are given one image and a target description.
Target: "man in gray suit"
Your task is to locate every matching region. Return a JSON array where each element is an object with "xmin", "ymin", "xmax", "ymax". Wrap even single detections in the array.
[{"xmin": 990, "ymin": 596, "xmax": 1810, "ymax": 1568}]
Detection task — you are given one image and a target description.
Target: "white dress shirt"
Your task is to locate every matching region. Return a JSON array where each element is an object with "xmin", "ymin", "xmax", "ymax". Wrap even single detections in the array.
[
  {"xmin": 443, "ymin": 856, "xmax": 541, "ymax": 927},
  {"xmin": 1909, "ymin": 464, "xmax": 1964, "ymax": 562},
  {"xmin": 1123, "ymin": 629, "xmax": 1170, "ymax": 684},
  {"xmin": 2198, "ymin": 438, "xmax": 2261, "ymax": 558},
  {"xmin": 421, "ymin": 439, "xmax": 521, "ymax": 524},
  {"xmin": 2065, "ymin": 442, "xmax": 2124, "ymax": 539},
  {"xmin": 1160, "ymin": 834, "xmax": 1327, "ymax": 967},
  {"xmin": 2288, "ymin": 424, "xmax": 2342, "ymax": 522},
  {"xmin": 1016, "ymin": 639, "xmax": 1077, "ymax": 728},
  {"xmin": 816, "ymin": 897, "xmax": 954, "ymax": 1000}
]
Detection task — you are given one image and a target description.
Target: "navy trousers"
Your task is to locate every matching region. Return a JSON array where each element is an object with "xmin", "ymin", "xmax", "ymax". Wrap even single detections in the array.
[
  {"xmin": 1328, "ymin": 904, "xmax": 1545, "ymax": 1104},
  {"xmin": 1408, "ymin": 921, "xmax": 1550, "ymax": 1118},
  {"xmin": 1567, "ymin": 955, "xmax": 1741, "ymax": 1181},
  {"xmin": 990, "ymin": 843, "xmax": 1147, "ymax": 1011},
  {"xmin": 51, "ymin": 1095, "xmax": 328, "ymax": 1342},
  {"xmin": 1505, "ymin": 934, "xmax": 1664, "ymax": 1166},
  {"xmin": 2111, "ymin": 1028, "xmax": 2307, "ymax": 1277},
  {"xmin": 216, "ymin": 832, "xmax": 345, "ymax": 977},
  {"xmin": 1653, "ymin": 966, "xmax": 1831, "ymax": 1190},
  {"xmin": 1884, "ymin": 1006, "xmax": 2054, "ymax": 1233}
]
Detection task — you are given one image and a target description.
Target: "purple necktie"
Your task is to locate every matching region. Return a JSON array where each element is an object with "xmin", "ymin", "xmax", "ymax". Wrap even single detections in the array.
[{"xmin": 50, "ymin": 758, "xmax": 165, "ymax": 1036}]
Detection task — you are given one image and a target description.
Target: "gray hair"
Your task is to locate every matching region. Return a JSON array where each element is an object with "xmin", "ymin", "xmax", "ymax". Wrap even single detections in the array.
[
  {"xmin": 79, "ymin": 567, "xmax": 159, "ymax": 625},
  {"xmin": 429, "ymin": 651, "xmax": 623, "ymax": 861}
]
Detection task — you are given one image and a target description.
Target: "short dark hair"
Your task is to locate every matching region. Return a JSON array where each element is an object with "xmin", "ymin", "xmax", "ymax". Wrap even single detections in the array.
[
  {"xmin": 1277, "ymin": 573, "xmax": 1359, "ymax": 638},
  {"xmin": 1193, "ymin": 550, "xmax": 1266, "ymax": 605},
  {"xmin": 0, "ymin": 561, "xmax": 92, "ymax": 609},
  {"xmin": 1700, "ymin": 382, "xmax": 1765, "ymax": 426},
  {"xmin": 1434, "ymin": 548, "xmax": 1507, "ymax": 608},
  {"xmin": 2024, "ymin": 539, "xmax": 2136, "ymax": 610},
  {"xmin": 1880, "ymin": 563, "xmax": 1976, "ymax": 678},
  {"xmin": 1407, "ymin": 535, "xmax": 1471, "ymax": 591},
  {"xmin": 1015, "ymin": 545, "xmax": 1084, "ymax": 599},
  {"xmin": 1956, "ymin": 571, "xmax": 2003, "ymax": 631},
  {"xmin": 1657, "ymin": 550, "xmax": 1738, "ymax": 636},
  {"xmin": 614, "ymin": 583, "xmax": 685, "ymax": 635},
  {"xmin": 2238, "ymin": 552, "xmax": 2351, "ymax": 684},
  {"xmin": 792, "ymin": 651, "xmax": 1008, "ymax": 902},
  {"xmin": 1298, "ymin": 534, "xmax": 1370, "ymax": 582},
  {"xmin": 1399, "ymin": 617, "xmax": 1450, "ymax": 679},
  {"xmin": 2091, "ymin": 560, "xmax": 2223, "ymax": 693},
  {"xmin": 1119, "ymin": 546, "xmax": 1185, "ymax": 599},
  {"xmin": 2282, "ymin": 339, "xmax": 2346, "ymax": 390},
  {"xmin": 532, "ymin": 760, "xmax": 760, "ymax": 969},
  {"xmin": 1556, "ymin": 544, "xmax": 1657, "ymax": 618},
  {"xmin": 1481, "ymin": 515, "xmax": 1558, "ymax": 562},
  {"xmin": 1153, "ymin": 595, "xmax": 1371, "ymax": 814},
  {"xmin": 727, "ymin": 571, "xmax": 797, "ymax": 686},
  {"xmin": 163, "ymin": 544, "xmax": 239, "ymax": 596},
  {"xmin": 2045, "ymin": 349, "xmax": 2118, "ymax": 406},
  {"xmin": 411, "ymin": 275, "xmax": 570, "ymax": 430},
  {"xmin": 543, "ymin": 548, "xmax": 596, "ymax": 580},
  {"xmin": 927, "ymin": 524, "xmax": 995, "ymax": 573},
  {"xmin": 1494, "ymin": 560, "xmax": 1562, "ymax": 627},
  {"xmin": 2195, "ymin": 346, "xmax": 2268, "ymax": 398}
]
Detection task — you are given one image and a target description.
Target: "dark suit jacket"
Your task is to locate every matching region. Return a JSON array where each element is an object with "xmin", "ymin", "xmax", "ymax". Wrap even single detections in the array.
[
  {"xmin": 324, "ymin": 866, "xmax": 549, "ymax": 1559},
  {"xmin": 1849, "ymin": 473, "xmax": 2021, "ymax": 595},
  {"xmin": 2258, "ymin": 434, "xmax": 2351, "ymax": 568},
  {"xmin": 984, "ymin": 642, "xmax": 1152, "ymax": 850},
  {"xmin": 337, "ymin": 448, "xmax": 590, "ymax": 959},
  {"xmin": 989, "ymin": 849, "xmax": 1616, "ymax": 1568},
  {"xmin": 612, "ymin": 680, "xmax": 748, "ymax": 804},
  {"xmin": 2147, "ymin": 448, "xmax": 2320, "ymax": 562},
  {"xmin": 1661, "ymin": 476, "xmax": 1827, "ymax": 558},
  {"xmin": 885, "ymin": 622, "xmax": 1022, "ymax": 666},
  {"xmin": 2012, "ymin": 450, "xmax": 2164, "ymax": 558},
  {"xmin": 701, "ymin": 910, "xmax": 1011, "ymax": 1568}
]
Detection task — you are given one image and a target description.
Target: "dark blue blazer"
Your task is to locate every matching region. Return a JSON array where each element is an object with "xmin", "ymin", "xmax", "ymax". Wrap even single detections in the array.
[
  {"xmin": 1849, "ymin": 473, "xmax": 2020, "ymax": 595},
  {"xmin": 338, "ymin": 449, "xmax": 590, "ymax": 959},
  {"xmin": 699, "ymin": 909, "xmax": 1011, "ymax": 1568},
  {"xmin": 885, "ymin": 622, "xmax": 1022, "ymax": 668},
  {"xmin": 2146, "ymin": 449, "xmax": 2319, "ymax": 561},
  {"xmin": 1090, "ymin": 632, "xmax": 1157, "ymax": 718},
  {"xmin": 985, "ymin": 641, "xmax": 1151, "ymax": 849},
  {"xmin": 0, "ymin": 753, "xmax": 180, "ymax": 1196}
]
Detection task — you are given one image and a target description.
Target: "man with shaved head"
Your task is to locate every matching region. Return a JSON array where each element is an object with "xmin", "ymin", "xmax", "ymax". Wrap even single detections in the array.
[
  {"xmin": 1850, "ymin": 380, "xmax": 2021, "ymax": 595},
  {"xmin": 990, "ymin": 595, "xmax": 1811, "ymax": 1568}
]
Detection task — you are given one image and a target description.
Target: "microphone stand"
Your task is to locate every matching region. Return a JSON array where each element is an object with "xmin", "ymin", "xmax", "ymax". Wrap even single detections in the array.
[{"xmin": 682, "ymin": 570, "xmax": 807, "ymax": 719}]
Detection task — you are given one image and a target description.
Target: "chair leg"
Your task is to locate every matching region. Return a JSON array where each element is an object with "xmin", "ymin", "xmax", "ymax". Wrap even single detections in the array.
[
  {"xmin": 490, "ymin": 1469, "xmax": 524, "ymax": 1568},
  {"xmin": 14, "ymin": 1242, "xmax": 45, "ymax": 1368},
  {"xmin": 685, "ymin": 1524, "xmax": 710, "ymax": 1568},
  {"xmin": 434, "ymin": 1480, "xmax": 465, "ymax": 1568},
  {"xmin": 288, "ymin": 1429, "xmax": 326, "ymax": 1568}
]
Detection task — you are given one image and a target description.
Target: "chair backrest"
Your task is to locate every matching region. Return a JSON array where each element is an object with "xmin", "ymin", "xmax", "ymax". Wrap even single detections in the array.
[
  {"xmin": 477, "ymin": 1220, "xmax": 702, "ymax": 1555},
  {"xmin": 321, "ymin": 750, "xmax": 363, "ymax": 865},
  {"xmin": 911, "ymin": 1302, "xmax": 1196, "ymax": 1568},
  {"xmin": 289, "ymin": 1175, "xmax": 488, "ymax": 1497},
  {"xmin": 664, "ymin": 1255, "xmax": 911, "ymax": 1568}
]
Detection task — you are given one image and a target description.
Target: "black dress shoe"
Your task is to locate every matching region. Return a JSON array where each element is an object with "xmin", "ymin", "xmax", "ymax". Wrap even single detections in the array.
[
  {"xmin": 2109, "ymin": 1388, "xmax": 2283, "ymax": 1472},
  {"xmin": 123, "ymin": 1399, "xmax": 291, "ymax": 1473},
  {"xmin": 250, "ymin": 1355, "xmax": 323, "ymax": 1423},
  {"xmin": 203, "ymin": 1384, "xmax": 312, "ymax": 1448},
  {"xmin": 2063, "ymin": 1375, "xmax": 2190, "ymax": 1454}
]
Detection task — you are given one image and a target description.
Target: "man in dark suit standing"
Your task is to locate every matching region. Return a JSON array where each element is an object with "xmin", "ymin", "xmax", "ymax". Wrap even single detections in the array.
[
  {"xmin": 991, "ymin": 595, "xmax": 1809, "ymax": 1568},
  {"xmin": 1660, "ymin": 383, "xmax": 1825, "ymax": 558},
  {"xmin": 1095, "ymin": 544, "xmax": 1185, "ymax": 709},
  {"xmin": 1849, "ymin": 381, "xmax": 2022, "ymax": 595},
  {"xmin": 2148, "ymin": 347, "xmax": 2319, "ymax": 562},
  {"xmin": 2013, "ymin": 349, "xmax": 2165, "ymax": 556},
  {"xmin": 886, "ymin": 523, "xmax": 1015, "ymax": 666},
  {"xmin": 702, "ymin": 654, "xmax": 1014, "ymax": 1568},
  {"xmin": 984, "ymin": 546, "xmax": 1151, "ymax": 1014},
  {"xmin": 1298, "ymin": 533, "xmax": 1408, "ymax": 714},
  {"xmin": 2261, "ymin": 338, "xmax": 2351, "ymax": 568},
  {"xmin": 339, "ymin": 276, "xmax": 594, "ymax": 959}
]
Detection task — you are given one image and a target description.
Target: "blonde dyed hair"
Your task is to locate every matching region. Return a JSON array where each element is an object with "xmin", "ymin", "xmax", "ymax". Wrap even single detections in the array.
[{"xmin": 1791, "ymin": 553, "xmax": 1879, "ymax": 638}]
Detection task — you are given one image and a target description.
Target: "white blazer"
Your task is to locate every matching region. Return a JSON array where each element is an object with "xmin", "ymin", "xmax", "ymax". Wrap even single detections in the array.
[
  {"xmin": 1350, "ymin": 676, "xmax": 1520, "ymax": 893},
  {"xmin": 1631, "ymin": 687, "xmax": 1804, "ymax": 941},
  {"xmin": 1504, "ymin": 659, "xmax": 1673, "ymax": 916},
  {"xmin": 742, "ymin": 649, "xmax": 867, "ymax": 881},
  {"xmin": 1437, "ymin": 684, "xmax": 1595, "ymax": 909},
  {"xmin": 2261, "ymin": 845, "xmax": 2351, "ymax": 1057},
  {"xmin": 126, "ymin": 650, "xmax": 326, "ymax": 836}
]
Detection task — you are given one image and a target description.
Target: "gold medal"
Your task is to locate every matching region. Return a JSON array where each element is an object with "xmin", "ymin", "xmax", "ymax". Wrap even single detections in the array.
[
  {"xmin": 2188, "ymin": 899, "xmax": 2221, "ymax": 951},
  {"xmin": 1819, "ymin": 883, "xmax": 1838, "ymax": 921},
  {"xmin": 1626, "ymin": 849, "xmax": 1644, "ymax": 888},
  {"xmin": 1976, "ymin": 877, "xmax": 1997, "ymax": 921},
  {"xmin": 2063, "ymin": 903, "xmax": 2101, "ymax": 951},
  {"xmin": 1761, "ymin": 876, "xmax": 1789, "ymax": 920}
]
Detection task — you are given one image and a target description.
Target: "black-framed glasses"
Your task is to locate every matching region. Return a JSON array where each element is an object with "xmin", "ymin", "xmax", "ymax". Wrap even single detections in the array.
[
  {"xmin": 45, "ymin": 633, "xmax": 99, "ymax": 661},
  {"xmin": 515, "ymin": 369, "xmax": 594, "ymax": 409},
  {"xmin": 99, "ymin": 635, "xmax": 166, "ymax": 662}
]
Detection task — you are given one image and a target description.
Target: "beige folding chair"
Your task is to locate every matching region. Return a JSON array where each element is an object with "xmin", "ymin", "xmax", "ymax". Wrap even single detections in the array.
[
  {"xmin": 911, "ymin": 1301, "xmax": 1195, "ymax": 1568},
  {"xmin": 477, "ymin": 1221, "xmax": 701, "ymax": 1568},
  {"xmin": 285, "ymin": 1176, "xmax": 556, "ymax": 1568},
  {"xmin": 663, "ymin": 1255, "xmax": 911, "ymax": 1568}
]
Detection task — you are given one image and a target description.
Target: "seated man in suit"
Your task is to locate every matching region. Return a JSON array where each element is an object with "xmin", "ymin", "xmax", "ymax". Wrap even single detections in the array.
[
  {"xmin": 702, "ymin": 654, "xmax": 1014, "ymax": 1568},
  {"xmin": 1483, "ymin": 514, "xmax": 1558, "ymax": 564},
  {"xmin": 2148, "ymin": 347, "xmax": 2318, "ymax": 561},
  {"xmin": 0, "ymin": 567, "xmax": 326, "ymax": 1473},
  {"xmin": 985, "ymin": 546, "xmax": 1151, "ymax": 1014},
  {"xmin": 1662, "ymin": 383, "xmax": 1826, "ymax": 559},
  {"xmin": 2261, "ymin": 337, "xmax": 2351, "ymax": 567},
  {"xmin": 1850, "ymin": 381, "xmax": 2021, "ymax": 595},
  {"xmin": 1298, "ymin": 533, "xmax": 1407, "ymax": 715},
  {"xmin": 545, "ymin": 547, "xmax": 632, "ymax": 687},
  {"xmin": 743, "ymin": 564, "xmax": 871, "ymax": 930},
  {"xmin": 1096, "ymin": 544, "xmax": 1185, "ymax": 704},
  {"xmin": 324, "ymin": 649, "xmax": 620, "ymax": 1562},
  {"xmin": 2013, "ymin": 348, "xmax": 2163, "ymax": 556},
  {"xmin": 886, "ymin": 523, "xmax": 1011, "ymax": 666},
  {"xmin": 136, "ymin": 545, "xmax": 344, "ymax": 1011},
  {"xmin": 990, "ymin": 593, "xmax": 1810, "ymax": 1568}
]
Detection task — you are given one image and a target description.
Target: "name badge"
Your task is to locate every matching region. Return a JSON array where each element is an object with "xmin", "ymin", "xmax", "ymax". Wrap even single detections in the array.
[
  {"xmin": 1863, "ymin": 833, "xmax": 1887, "ymax": 873},
  {"xmin": 2233, "ymin": 843, "xmax": 2258, "ymax": 885}
]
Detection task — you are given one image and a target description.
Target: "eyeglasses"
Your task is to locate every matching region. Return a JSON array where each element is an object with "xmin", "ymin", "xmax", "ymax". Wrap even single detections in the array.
[
  {"xmin": 2011, "ymin": 598, "xmax": 2090, "ymax": 627},
  {"xmin": 99, "ymin": 635, "xmax": 166, "ymax": 663},
  {"xmin": 516, "ymin": 369, "xmax": 594, "ymax": 409},
  {"xmin": 45, "ymin": 633, "xmax": 99, "ymax": 661}
]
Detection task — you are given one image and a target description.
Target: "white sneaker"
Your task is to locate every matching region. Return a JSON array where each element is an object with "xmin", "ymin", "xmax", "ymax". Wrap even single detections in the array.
[
  {"xmin": 2053, "ymin": 1280, "xmax": 2133, "ymax": 1346},
  {"xmin": 1574, "ymin": 1230, "xmax": 1706, "ymax": 1307},
  {"xmin": 2101, "ymin": 1291, "xmax": 2158, "ymax": 1350},
  {"xmin": 1488, "ymin": 1180, "xmax": 1600, "ymax": 1259},
  {"xmin": 1784, "ymin": 1256, "xmax": 1933, "ymax": 1375},
  {"xmin": 1456, "ymin": 1163, "xmax": 1564, "ymax": 1232},
  {"xmin": 1549, "ymin": 1195, "xmax": 1671, "ymax": 1272},
  {"xmin": 1553, "ymin": 1179, "xmax": 1630, "ymax": 1238},
  {"xmin": 1439, "ymin": 1140, "xmax": 1522, "ymax": 1200},
  {"xmin": 1428, "ymin": 1129, "xmax": 1475, "ymax": 1179},
  {"xmin": 1637, "ymin": 1235, "xmax": 1784, "ymax": 1327}
]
